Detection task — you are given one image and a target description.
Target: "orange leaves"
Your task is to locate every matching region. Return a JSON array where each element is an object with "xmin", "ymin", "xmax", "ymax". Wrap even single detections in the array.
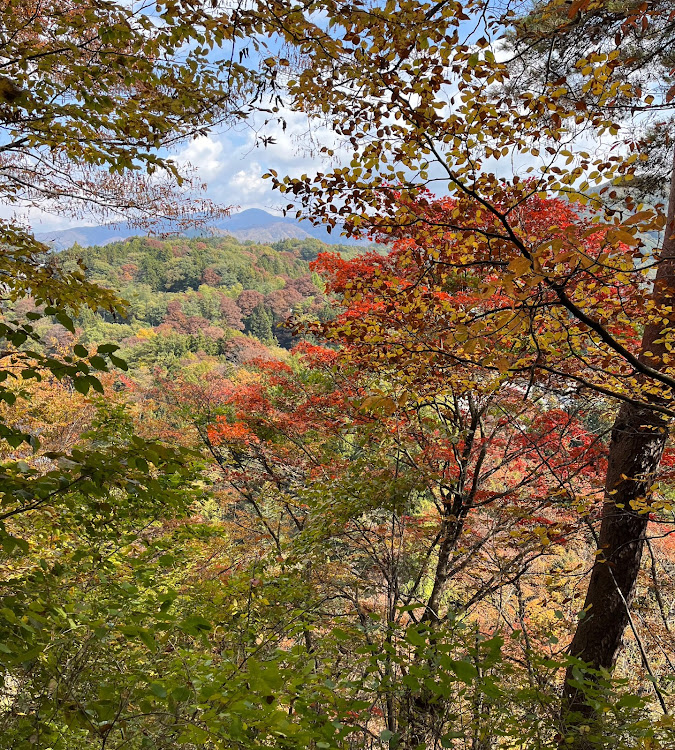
[
  {"xmin": 291, "ymin": 342, "xmax": 339, "ymax": 368},
  {"xmin": 308, "ymin": 184, "xmax": 654, "ymax": 406},
  {"xmin": 207, "ymin": 418, "xmax": 256, "ymax": 447}
]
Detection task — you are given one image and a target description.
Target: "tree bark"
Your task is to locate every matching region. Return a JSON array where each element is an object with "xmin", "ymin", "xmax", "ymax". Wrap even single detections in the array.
[{"xmin": 562, "ymin": 146, "xmax": 675, "ymax": 736}]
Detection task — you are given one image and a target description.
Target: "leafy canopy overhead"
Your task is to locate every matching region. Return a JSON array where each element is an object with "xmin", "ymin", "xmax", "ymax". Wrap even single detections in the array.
[{"xmin": 0, "ymin": 0, "xmax": 265, "ymax": 226}]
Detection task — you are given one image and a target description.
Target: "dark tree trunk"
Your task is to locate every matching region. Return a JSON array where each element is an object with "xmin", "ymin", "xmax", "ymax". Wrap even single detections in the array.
[
  {"xmin": 562, "ymin": 146, "xmax": 675, "ymax": 737},
  {"xmin": 563, "ymin": 404, "xmax": 666, "ymax": 685}
]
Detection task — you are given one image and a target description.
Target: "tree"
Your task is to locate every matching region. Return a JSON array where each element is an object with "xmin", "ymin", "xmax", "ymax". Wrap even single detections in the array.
[
  {"xmin": 0, "ymin": 0, "xmax": 263, "ymax": 228},
  {"xmin": 0, "ymin": 375, "xmax": 355, "ymax": 750},
  {"xmin": 238, "ymin": 290, "xmax": 266, "ymax": 317},
  {"xmin": 500, "ymin": 0, "xmax": 675, "ymax": 732},
  {"xmin": 3, "ymin": 0, "xmax": 673, "ymax": 743},
  {"xmin": 245, "ymin": 303, "xmax": 276, "ymax": 344},
  {"xmin": 259, "ymin": 0, "xmax": 675, "ymax": 738},
  {"xmin": 219, "ymin": 294, "xmax": 245, "ymax": 331},
  {"xmin": 18, "ymin": 227, "xmax": 669, "ymax": 748},
  {"xmin": 0, "ymin": 3, "xmax": 290, "ymax": 741},
  {"xmin": 167, "ymin": 274, "xmax": 612, "ymax": 747}
]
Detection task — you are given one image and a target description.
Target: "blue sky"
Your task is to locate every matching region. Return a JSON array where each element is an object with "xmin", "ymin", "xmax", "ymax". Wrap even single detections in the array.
[
  {"xmin": 175, "ymin": 108, "xmax": 344, "ymax": 218},
  {"xmin": 2, "ymin": 7, "xmax": 644, "ymax": 237},
  {"xmin": 4, "ymin": 104, "xmax": 339, "ymax": 233}
]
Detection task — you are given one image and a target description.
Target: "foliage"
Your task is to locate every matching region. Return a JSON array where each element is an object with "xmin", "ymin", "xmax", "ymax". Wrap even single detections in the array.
[
  {"xmin": 56, "ymin": 235, "xmax": 357, "ymax": 365},
  {"xmin": 261, "ymin": 0, "xmax": 675, "ymax": 740},
  {"xmin": 2, "ymin": 0, "xmax": 675, "ymax": 747},
  {"xmin": 0, "ymin": 0, "xmax": 262, "ymax": 227}
]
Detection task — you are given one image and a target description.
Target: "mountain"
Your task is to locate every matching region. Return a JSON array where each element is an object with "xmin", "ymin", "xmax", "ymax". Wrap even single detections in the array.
[{"xmin": 35, "ymin": 209, "xmax": 365, "ymax": 250}]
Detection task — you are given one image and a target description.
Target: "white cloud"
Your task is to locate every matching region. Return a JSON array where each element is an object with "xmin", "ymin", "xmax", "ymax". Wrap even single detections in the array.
[
  {"xmin": 170, "ymin": 107, "xmax": 351, "ymax": 214},
  {"xmin": 0, "ymin": 204, "xmax": 82, "ymax": 231},
  {"xmin": 228, "ymin": 161, "xmax": 267, "ymax": 199},
  {"xmin": 177, "ymin": 134, "xmax": 225, "ymax": 181}
]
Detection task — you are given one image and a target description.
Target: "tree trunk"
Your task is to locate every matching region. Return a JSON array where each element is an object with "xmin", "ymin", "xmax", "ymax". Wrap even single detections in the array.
[{"xmin": 562, "ymin": 146, "xmax": 675, "ymax": 737}]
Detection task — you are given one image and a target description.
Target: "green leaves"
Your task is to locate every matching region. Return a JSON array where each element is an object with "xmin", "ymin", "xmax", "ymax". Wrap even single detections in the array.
[
  {"xmin": 54, "ymin": 311, "xmax": 75, "ymax": 333},
  {"xmin": 446, "ymin": 658, "xmax": 479, "ymax": 684},
  {"xmin": 73, "ymin": 376, "xmax": 102, "ymax": 395}
]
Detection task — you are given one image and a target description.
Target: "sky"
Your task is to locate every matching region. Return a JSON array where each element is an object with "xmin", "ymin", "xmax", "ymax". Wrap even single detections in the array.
[
  {"xmin": 0, "ymin": 4, "xmax": 611, "ymax": 237},
  {"xmin": 2, "ymin": 7, "xmax": 649, "ymax": 238},
  {"xmin": 7, "ymin": 92, "xmax": 641, "ymax": 237},
  {"xmin": 5, "ymin": 105, "xmax": 339, "ymax": 234},
  {"xmin": 176, "ymin": 108, "xmax": 345, "ymax": 218}
]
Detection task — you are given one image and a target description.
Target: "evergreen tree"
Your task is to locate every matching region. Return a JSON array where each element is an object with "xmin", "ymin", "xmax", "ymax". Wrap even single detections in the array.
[{"xmin": 245, "ymin": 303, "xmax": 276, "ymax": 345}]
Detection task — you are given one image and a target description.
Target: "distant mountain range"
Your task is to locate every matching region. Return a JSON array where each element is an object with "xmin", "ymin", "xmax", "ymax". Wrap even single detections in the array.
[{"xmin": 35, "ymin": 209, "xmax": 366, "ymax": 250}]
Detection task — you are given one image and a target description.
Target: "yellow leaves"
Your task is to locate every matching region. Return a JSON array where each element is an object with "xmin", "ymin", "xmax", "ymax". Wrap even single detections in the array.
[
  {"xmin": 508, "ymin": 256, "xmax": 532, "ymax": 276},
  {"xmin": 494, "ymin": 357, "xmax": 511, "ymax": 374},
  {"xmin": 462, "ymin": 337, "xmax": 478, "ymax": 355},
  {"xmin": 607, "ymin": 228, "xmax": 639, "ymax": 247},
  {"xmin": 453, "ymin": 324, "xmax": 469, "ymax": 343},
  {"xmin": 477, "ymin": 282, "xmax": 497, "ymax": 300},
  {"xmin": 623, "ymin": 210, "xmax": 654, "ymax": 227},
  {"xmin": 360, "ymin": 394, "xmax": 397, "ymax": 416},
  {"xmin": 397, "ymin": 391, "xmax": 410, "ymax": 408}
]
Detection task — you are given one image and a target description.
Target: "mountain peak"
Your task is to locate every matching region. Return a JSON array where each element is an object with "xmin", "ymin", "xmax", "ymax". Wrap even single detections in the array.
[{"xmin": 35, "ymin": 209, "xmax": 365, "ymax": 250}]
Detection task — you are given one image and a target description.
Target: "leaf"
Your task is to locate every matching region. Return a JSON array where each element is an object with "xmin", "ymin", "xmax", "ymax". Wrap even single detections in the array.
[
  {"xmin": 171, "ymin": 686, "xmax": 191, "ymax": 702},
  {"xmin": 623, "ymin": 210, "xmax": 653, "ymax": 226},
  {"xmin": 360, "ymin": 395, "xmax": 397, "ymax": 415},
  {"xmin": 73, "ymin": 378, "xmax": 90, "ymax": 395},
  {"xmin": 110, "ymin": 354, "xmax": 128, "ymax": 371},
  {"xmin": 448, "ymin": 659, "xmax": 478, "ymax": 684},
  {"xmin": 88, "ymin": 355, "xmax": 107, "ymax": 370},
  {"xmin": 5, "ymin": 433, "xmax": 26, "ymax": 448},
  {"xmin": 180, "ymin": 615, "xmax": 212, "ymax": 635},
  {"xmin": 567, "ymin": 0, "xmax": 589, "ymax": 18},
  {"xmin": 137, "ymin": 629, "xmax": 157, "ymax": 652},
  {"xmin": 608, "ymin": 228, "xmax": 639, "ymax": 246},
  {"xmin": 508, "ymin": 257, "xmax": 532, "ymax": 276},
  {"xmin": 54, "ymin": 312, "xmax": 75, "ymax": 333},
  {"xmin": 177, "ymin": 726, "xmax": 210, "ymax": 744},
  {"xmin": 149, "ymin": 682, "xmax": 167, "ymax": 698},
  {"xmin": 616, "ymin": 694, "xmax": 644, "ymax": 709},
  {"xmin": 89, "ymin": 377, "xmax": 104, "ymax": 394}
]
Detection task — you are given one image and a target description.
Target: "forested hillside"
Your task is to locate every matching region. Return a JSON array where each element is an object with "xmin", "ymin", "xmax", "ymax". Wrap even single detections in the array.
[
  {"xmin": 2, "ymin": 227, "xmax": 674, "ymax": 749},
  {"xmin": 55, "ymin": 235, "xmax": 359, "ymax": 364}
]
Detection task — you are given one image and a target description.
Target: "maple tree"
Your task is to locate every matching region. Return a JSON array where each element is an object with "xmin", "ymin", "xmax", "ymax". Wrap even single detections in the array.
[
  {"xmin": 164, "ymin": 259, "xmax": 622, "ymax": 746},
  {"xmin": 165, "ymin": 322, "xmax": 668, "ymax": 748},
  {"xmin": 501, "ymin": 0, "xmax": 675, "ymax": 730}
]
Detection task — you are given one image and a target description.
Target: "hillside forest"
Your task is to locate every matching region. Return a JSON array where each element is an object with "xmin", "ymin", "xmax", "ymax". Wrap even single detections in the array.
[{"xmin": 1, "ymin": 1, "xmax": 675, "ymax": 750}]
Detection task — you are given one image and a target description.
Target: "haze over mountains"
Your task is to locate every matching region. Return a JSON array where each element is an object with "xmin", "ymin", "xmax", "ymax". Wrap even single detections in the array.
[{"xmin": 36, "ymin": 208, "xmax": 366, "ymax": 250}]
